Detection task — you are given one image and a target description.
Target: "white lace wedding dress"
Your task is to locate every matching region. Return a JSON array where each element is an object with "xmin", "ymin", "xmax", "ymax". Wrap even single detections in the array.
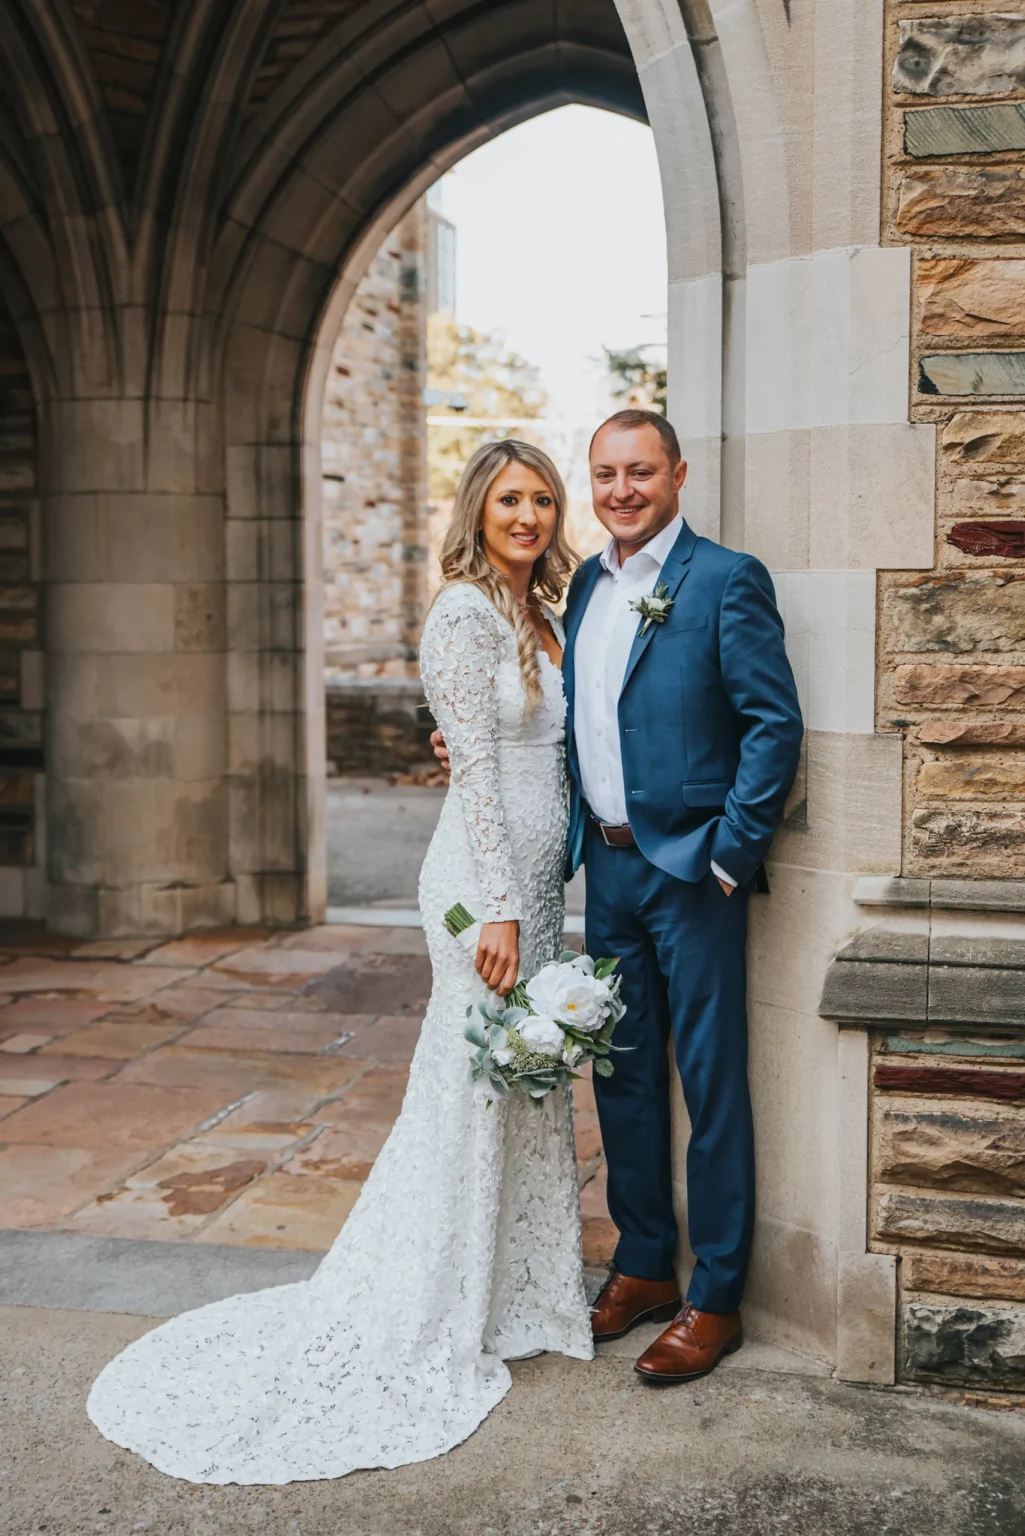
[{"xmin": 87, "ymin": 581, "xmax": 593, "ymax": 1485}]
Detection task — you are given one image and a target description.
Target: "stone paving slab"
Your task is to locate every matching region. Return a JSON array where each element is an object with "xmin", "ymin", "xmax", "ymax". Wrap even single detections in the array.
[
  {"xmin": 0, "ymin": 920, "xmax": 615, "ymax": 1265},
  {"xmin": 4, "ymin": 1303, "xmax": 1024, "ymax": 1536},
  {"xmin": 0, "ymin": 1231, "xmax": 319, "ymax": 1315}
]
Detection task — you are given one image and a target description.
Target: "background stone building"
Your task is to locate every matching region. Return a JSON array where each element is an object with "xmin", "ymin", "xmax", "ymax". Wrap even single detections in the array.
[{"xmin": 0, "ymin": 0, "xmax": 1024, "ymax": 1399}]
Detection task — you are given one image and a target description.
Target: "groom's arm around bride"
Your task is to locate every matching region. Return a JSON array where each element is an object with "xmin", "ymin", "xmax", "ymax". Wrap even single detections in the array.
[{"xmin": 567, "ymin": 409, "xmax": 803, "ymax": 1384}]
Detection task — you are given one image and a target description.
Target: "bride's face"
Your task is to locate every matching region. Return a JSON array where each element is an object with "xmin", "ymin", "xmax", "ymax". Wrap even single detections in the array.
[{"xmin": 479, "ymin": 462, "xmax": 557, "ymax": 579}]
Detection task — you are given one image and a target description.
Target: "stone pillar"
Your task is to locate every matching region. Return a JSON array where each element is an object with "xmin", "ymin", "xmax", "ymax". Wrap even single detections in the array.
[{"xmin": 43, "ymin": 397, "xmax": 232, "ymax": 937}]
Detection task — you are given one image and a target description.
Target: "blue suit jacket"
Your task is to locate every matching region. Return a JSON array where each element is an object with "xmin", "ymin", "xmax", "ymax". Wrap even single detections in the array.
[{"xmin": 564, "ymin": 519, "xmax": 804, "ymax": 888}]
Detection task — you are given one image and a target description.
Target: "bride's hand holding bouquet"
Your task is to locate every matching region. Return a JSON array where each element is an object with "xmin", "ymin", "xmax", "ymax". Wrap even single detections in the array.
[{"xmin": 444, "ymin": 903, "xmax": 627, "ymax": 1104}]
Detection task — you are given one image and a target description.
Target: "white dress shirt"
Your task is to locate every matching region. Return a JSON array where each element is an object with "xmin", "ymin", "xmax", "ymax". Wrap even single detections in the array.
[{"xmin": 572, "ymin": 515, "xmax": 737, "ymax": 887}]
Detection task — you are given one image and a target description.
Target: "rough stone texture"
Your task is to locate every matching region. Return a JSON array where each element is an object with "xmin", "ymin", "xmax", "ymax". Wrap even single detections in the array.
[
  {"xmin": 322, "ymin": 205, "xmax": 429, "ymax": 682},
  {"xmin": 905, "ymin": 102, "xmax": 1025, "ymax": 159},
  {"xmin": 931, "ymin": 931, "xmax": 1025, "ymax": 970},
  {"xmin": 876, "ymin": 1102, "xmax": 1025, "ymax": 1197},
  {"xmin": 875, "ymin": 1191, "xmax": 1025, "ymax": 1255},
  {"xmin": 930, "ymin": 878, "xmax": 1025, "ymax": 912},
  {"xmin": 818, "ymin": 959, "xmax": 927, "ymax": 1023},
  {"xmin": 895, "ymin": 662, "xmax": 1025, "ymax": 707},
  {"xmin": 919, "ymin": 259, "xmax": 1025, "ymax": 340},
  {"xmin": 918, "ymin": 721, "xmax": 1025, "ymax": 746},
  {"xmin": 876, "ymin": 1064, "xmax": 1025, "ymax": 1100},
  {"xmin": 916, "ymin": 760, "xmax": 1025, "ymax": 798},
  {"xmin": 920, "ymin": 351, "xmax": 1025, "ymax": 397},
  {"xmin": 897, "ymin": 167, "xmax": 1025, "ymax": 238},
  {"xmin": 950, "ymin": 475, "xmax": 1025, "ymax": 515},
  {"xmin": 884, "ymin": 573, "xmax": 1025, "ymax": 653},
  {"xmin": 928, "ymin": 965, "xmax": 1025, "ymax": 1028},
  {"xmin": 905, "ymin": 1251, "xmax": 1025, "ymax": 1303},
  {"xmin": 894, "ymin": 18, "xmax": 1025, "ymax": 98},
  {"xmin": 835, "ymin": 927, "xmax": 929, "ymax": 964},
  {"xmin": 946, "ymin": 521, "xmax": 1025, "ymax": 557},
  {"xmin": 942, "ymin": 409, "xmax": 1025, "ymax": 465},
  {"xmin": 913, "ymin": 809, "xmax": 1025, "ymax": 872},
  {"xmin": 904, "ymin": 1302, "xmax": 1025, "ymax": 1389}
]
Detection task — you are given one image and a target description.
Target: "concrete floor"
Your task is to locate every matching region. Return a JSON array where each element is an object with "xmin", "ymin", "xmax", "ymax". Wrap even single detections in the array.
[
  {"xmin": 327, "ymin": 778, "xmax": 587, "ymax": 914},
  {"xmin": 3, "ymin": 1302, "xmax": 1024, "ymax": 1536}
]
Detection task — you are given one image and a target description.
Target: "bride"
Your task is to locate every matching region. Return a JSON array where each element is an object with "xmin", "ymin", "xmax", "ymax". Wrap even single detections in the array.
[{"xmin": 87, "ymin": 440, "xmax": 593, "ymax": 1484}]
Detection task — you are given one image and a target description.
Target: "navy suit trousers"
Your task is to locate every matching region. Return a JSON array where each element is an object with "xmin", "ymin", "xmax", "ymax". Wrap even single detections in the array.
[{"xmin": 584, "ymin": 822, "xmax": 755, "ymax": 1314}]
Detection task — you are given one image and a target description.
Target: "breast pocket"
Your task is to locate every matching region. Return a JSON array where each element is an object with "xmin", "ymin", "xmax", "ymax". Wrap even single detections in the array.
[{"xmin": 661, "ymin": 615, "xmax": 709, "ymax": 641}]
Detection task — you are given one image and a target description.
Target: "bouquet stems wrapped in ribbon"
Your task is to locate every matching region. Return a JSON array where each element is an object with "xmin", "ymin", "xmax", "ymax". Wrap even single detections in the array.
[{"xmin": 443, "ymin": 903, "xmax": 627, "ymax": 1104}]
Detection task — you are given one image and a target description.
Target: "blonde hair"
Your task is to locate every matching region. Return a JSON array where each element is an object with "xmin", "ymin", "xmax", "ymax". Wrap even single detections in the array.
[{"xmin": 438, "ymin": 440, "xmax": 578, "ymax": 712}]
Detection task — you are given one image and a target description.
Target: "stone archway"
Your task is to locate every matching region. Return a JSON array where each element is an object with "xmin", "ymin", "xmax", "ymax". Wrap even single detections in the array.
[
  {"xmin": 214, "ymin": 4, "xmax": 650, "ymax": 930},
  {"xmin": 7, "ymin": 0, "xmax": 996, "ymax": 1390}
]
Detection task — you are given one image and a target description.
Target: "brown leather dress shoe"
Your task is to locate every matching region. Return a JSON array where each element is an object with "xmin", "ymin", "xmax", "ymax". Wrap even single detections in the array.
[
  {"xmin": 590, "ymin": 1267, "xmax": 681, "ymax": 1342},
  {"xmin": 634, "ymin": 1302, "xmax": 743, "ymax": 1382}
]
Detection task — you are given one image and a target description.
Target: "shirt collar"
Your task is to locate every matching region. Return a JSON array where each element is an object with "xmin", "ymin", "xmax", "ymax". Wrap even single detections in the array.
[{"xmin": 599, "ymin": 513, "xmax": 683, "ymax": 578}]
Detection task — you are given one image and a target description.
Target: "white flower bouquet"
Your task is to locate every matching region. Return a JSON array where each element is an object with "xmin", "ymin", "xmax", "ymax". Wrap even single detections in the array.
[{"xmin": 443, "ymin": 903, "xmax": 627, "ymax": 1103}]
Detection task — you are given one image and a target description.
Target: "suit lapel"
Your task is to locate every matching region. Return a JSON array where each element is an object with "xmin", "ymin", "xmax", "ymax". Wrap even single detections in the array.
[{"xmin": 619, "ymin": 519, "xmax": 698, "ymax": 695}]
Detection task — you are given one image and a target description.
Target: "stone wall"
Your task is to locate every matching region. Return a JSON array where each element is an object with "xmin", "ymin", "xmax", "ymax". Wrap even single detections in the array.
[
  {"xmin": 820, "ymin": 875, "xmax": 1025, "ymax": 1390},
  {"xmin": 322, "ymin": 203, "xmax": 429, "ymax": 683},
  {"xmin": 0, "ymin": 292, "xmax": 43, "ymax": 914},
  {"xmin": 834, "ymin": 5, "xmax": 1025, "ymax": 1393},
  {"xmin": 884, "ymin": 8, "xmax": 1025, "ymax": 879}
]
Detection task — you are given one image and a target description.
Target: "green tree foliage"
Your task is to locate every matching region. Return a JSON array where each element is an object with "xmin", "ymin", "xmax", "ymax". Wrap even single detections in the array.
[
  {"xmin": 427, "ymin": 314, "xmax": 548, "ymax": 498},
  {"xmin": 604, "ymin": 345, "xmax": 667, "ymax": 415}
]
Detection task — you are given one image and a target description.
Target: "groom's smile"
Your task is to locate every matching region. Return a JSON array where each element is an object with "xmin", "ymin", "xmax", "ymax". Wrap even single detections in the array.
[{"xmin": 589, "ymin": 419, "xmax": 688, "ymax": 559}]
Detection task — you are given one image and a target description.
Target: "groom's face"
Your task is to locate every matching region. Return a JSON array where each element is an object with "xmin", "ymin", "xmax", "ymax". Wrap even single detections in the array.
[{"xmin": 589, "ymin": 424, "xmax": 688, "ymax": 555}]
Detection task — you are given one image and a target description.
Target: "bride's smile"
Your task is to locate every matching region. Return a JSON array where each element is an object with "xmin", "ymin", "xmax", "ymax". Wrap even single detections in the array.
[{"xmin": 479, "ymin": 460, "xmax": 558, "ymax": 585}]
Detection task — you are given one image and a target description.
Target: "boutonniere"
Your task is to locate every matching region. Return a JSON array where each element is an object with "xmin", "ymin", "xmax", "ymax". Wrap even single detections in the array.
[{"xmin": 629, "ymin": 582, "xmax": 674, "ymax": 637}]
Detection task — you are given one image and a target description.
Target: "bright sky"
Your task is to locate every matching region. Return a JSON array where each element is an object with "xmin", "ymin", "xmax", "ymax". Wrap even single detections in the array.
[{"xmin": 433, "ymin": 105, "xmax": 667, "ymax": 499}]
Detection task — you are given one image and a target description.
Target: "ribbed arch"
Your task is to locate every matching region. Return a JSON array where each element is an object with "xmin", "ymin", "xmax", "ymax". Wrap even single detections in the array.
[{"xmin": 215, "ymin": 0, "xmax": 645, "ymax": 429}]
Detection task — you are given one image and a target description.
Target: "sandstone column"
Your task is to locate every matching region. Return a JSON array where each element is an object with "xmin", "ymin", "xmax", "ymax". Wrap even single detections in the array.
[{"xmin": 43, "ymin": 396, "xmax": 231, "ymax": 937}]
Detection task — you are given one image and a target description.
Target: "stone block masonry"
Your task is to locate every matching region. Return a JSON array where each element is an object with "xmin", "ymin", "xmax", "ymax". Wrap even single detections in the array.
[
  {"xmin": 883, "ymin": 7, "xmax": 1025, "ymax": 882},
  {"xmin": 894, "ymin": 17, "xmax": 1025, "ymax": 99},
  {"xmin": 322, "ymin": 204, "xmax": 429, "ymax": 685}
]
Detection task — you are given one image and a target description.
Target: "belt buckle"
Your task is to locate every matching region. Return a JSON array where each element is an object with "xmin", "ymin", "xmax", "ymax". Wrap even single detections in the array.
[{"xmin": 599, "ymin": 821, "xmax": 622, "ymax": 847}]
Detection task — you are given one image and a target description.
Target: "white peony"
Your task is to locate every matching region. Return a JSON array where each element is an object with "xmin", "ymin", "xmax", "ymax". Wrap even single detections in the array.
[
  {"xmin": 517, "ymin": 1013, "xmax": 566, "ymax": 1058},
  {"xmin": 486, "ymin": 1024, "xmax": 515, "ymax": 1067},
  {"xmin": 525, "ymin": 962, "xmax": 611, "ymax": 1034},
  {"xmin": 563, "ymin": 1039, "xmax": 585, "ymax": 1067}
]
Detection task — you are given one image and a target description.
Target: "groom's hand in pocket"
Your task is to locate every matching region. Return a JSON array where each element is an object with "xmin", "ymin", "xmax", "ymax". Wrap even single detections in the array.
[
  {"xmin": 430, "ymin": 728, "xmax": 451, "ymax": 775},
  {"xmin": 717, "ymin": 878, "xmax": 734, "ymax": 898},
  {"xmin": 476, "ymin": 921, "xmax": 520, "ymax": 997}
]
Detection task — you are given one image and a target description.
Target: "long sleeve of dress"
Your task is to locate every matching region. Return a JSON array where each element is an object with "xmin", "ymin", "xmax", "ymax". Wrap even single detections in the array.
[{"xmin": 420, "ymin": 587, "xmax": 524, "ymax": 923}]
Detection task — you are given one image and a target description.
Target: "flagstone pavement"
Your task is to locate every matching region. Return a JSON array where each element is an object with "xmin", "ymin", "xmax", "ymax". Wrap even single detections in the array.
[{"xmin": 0, "ymin": 921, "xmax": 616, "ymax": 1261}]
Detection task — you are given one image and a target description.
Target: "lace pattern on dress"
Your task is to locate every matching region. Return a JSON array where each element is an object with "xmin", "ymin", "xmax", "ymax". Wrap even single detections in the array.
[{"xmin": 85, "ymin": 580, "xmax": 591, "ymax": 1486}]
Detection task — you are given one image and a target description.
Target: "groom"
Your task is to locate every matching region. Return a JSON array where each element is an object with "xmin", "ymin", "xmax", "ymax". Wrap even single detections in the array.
[
  {"xmin": 433, "ymin": 408, "xmax": 803, "ymax": 1382},
  {"xmin": 563, "ymin": 409, "xmax": 802, "ymax": 1382}
]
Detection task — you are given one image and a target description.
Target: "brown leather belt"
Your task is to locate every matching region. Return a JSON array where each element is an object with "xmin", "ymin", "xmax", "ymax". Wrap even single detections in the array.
[{"xmin": 593, "ymin": 818, "xmax": 637, "ymax": 849}]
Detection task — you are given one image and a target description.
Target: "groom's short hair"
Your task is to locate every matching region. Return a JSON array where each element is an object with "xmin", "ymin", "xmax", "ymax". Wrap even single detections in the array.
[{"xmin": 590, "ymin": 409, "xmax": 681, "ymax": 466}]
